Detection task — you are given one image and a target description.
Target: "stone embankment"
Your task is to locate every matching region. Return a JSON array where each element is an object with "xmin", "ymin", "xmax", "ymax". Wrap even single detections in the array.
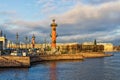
[
  {"xmin": 30, "ymin": 53, "xmax": 84, "ymax": 63},
  {"xmin": 40, "ymin": 54, "xmax": 84, "ymax": 60},
  {"xmin": 0, "ymin": 56, "xmax": 30, "ymax": 67},
  {"xmin": 30, "ymin": 52, "xmax": 113, "ymax": 63},
  {"xmin": 80, "ymin": 52, "xmax": 113, "ymax": 58},
  {"xmin": 0, "ymin": 52, "xmax": 113, "ymax": 67}
]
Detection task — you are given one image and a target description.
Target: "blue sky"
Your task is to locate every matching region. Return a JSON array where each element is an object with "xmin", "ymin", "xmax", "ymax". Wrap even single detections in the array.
[{"xmin": 0, "ymin": 0, "xmax": 120, "ymax": 45}]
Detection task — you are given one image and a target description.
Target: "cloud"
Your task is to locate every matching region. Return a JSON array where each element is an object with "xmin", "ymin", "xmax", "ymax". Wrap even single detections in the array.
[
  {"xmin": 0, "ymin": 18, "xmax": 52, "ymax": 42},
  {"xmin": 36, "ymin": 0, "xmax": 79, "ymax": 15},
  {"xmin": 50, "ymin": 1, "xmax": 120, "ymax": 43},
  {"xmin": 2, "ymin": 19, "xmax": 51, "ymax": 31},
  {"xmin": 1, "ymin": 0, "xmax": 120, "ymax": 45},
  {"xmin": 52, "ymin": 1, "xmax": 120, "ymax": 24},
  {"xmin": 57, "ymin": 27, "xmax": 120, "ymax": 43},
  {"xmin": 36, "ymin": 0, "xmax": 56, "ymax": 14},
  {"xmin": 0, "ymin": 10, "xmax": 18, "ymax": 22},
  {"xmin": 81, "ymin": 0, "xmax": 120, "ymax": 4},
  {"xmin": 0, "ymin": 11, "xmax": 17, "ymax": 16}
]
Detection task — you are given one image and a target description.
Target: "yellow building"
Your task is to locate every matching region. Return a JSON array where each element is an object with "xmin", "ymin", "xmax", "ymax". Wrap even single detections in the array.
[
  {"xmin": 7, "ymin": 41, "xmax": 113, "ymax": 53},
  {"xmin": 82, "ymin": 42, "xmax": 113, "ymax": 52},
  {"xmin": 0, "ymin": 36, "xmax": 7, "ymax": 50},
  {"xmin": 97, "ymin": 43, "xmax": 113, "ymax": 52},
  {"xmin": 7, "ymin": 43, "xmax": 50, "ymax": 49}
]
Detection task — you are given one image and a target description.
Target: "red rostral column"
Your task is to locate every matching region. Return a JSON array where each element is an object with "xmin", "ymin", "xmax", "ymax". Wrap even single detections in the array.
[
  {"xmin": 31, "ymin": 34, "xmax": 35, "ymax": 48},
  {"xmin": 50, "ymin": 19, "xmax": 57, "ymax": 50}
]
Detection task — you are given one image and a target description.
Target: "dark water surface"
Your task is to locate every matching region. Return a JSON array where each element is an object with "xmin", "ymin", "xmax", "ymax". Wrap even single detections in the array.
[{"xmin": 0, "ymin": 52, "xmax": 120, "ymax": 80}]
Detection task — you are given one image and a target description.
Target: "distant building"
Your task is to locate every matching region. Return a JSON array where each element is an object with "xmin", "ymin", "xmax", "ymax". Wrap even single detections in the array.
[
  {"xmin": 97, "ymin": 43, "xmax": 113, "ymax": 52},
  {"xmin": 56, "ymin": 43, "xmax": 80, "ymax": 54},
  {"xmin": 6, "ymin": 42, "xmax": 105, "ymax": 54},
  {"xmin": 82, "ymin": 42, "xmax": 113, "ymax": 52},
  {"xmin": 82, "ymin": 42, "xmax": 95, "ymax": 45},
  {"xmin": 0, "ymin": 36, "xmax": 7, "ymax": 50},
  {"xmin": 57, "ymin": 42, "xmax": 104, "ymax": 53}
]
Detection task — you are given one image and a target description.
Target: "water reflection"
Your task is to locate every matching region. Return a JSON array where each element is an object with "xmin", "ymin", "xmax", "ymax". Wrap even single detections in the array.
[
  {"xmin": 50, "ymin": 62, "xmax": 57, "ymax": 80},
  {"xmin": 49, "ymin": 60, "xmax": 83, "ymax": 80},
  {"xmin": 31, "ymin": 60, "xmax": 83, "ymax": 80},
  {"xmin": 0, "ymin": 68, "xmax": 29, "ymax": 80}
]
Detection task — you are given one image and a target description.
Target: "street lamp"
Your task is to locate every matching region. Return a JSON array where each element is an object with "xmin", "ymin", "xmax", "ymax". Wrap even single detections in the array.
[
  {"xmin": 16, "ymin": 32, "xmax": 19, "ymax": 49},
  {"xmin": 25, "ymin": 36, "xmax": 28, "ymax": 49}
]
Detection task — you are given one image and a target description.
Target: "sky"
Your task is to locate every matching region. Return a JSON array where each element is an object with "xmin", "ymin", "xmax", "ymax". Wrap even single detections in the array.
[{"xmin": 0, "ymin": 0, "xmax": 120, "ymax": 45}]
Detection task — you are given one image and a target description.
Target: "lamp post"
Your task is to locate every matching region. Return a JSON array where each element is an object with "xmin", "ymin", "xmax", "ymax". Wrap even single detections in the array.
[
  {"xmin": 16, "ymin": 32, "xmax": 19, "ymax": 49},
  {"xmin": 25, "ymin": 36, "xmax": 28, "ymax": 49}
]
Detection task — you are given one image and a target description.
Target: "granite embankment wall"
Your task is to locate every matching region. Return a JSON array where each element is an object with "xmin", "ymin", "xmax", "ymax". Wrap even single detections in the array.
[
  {"xmin": 81, "ymin": 52, "xmax": 113, "ymax": 58},
  {"xmin": 30, "ymin": 52, "xmax": 113, "ymax": 63},
  {"xmin": 40, "ymin": 54, "xmax": 84, "ymax": 60},
  {"xmin": 0, "ymin": 52, "xmax": 112, "ymax": 67},
  {"xmin": 30, "ymin": 56, "xmax": 42, "ymax": 63},
  {"xmin": 30, "ymin": 54, "xmax": 84, "ymax": 63},
  {"xmin": 0, "ymin": 56, "xmax": 30, "ymax": 67}
]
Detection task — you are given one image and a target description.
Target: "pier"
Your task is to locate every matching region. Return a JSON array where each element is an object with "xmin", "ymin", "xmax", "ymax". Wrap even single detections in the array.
[
  {"xmin": 80, "ymin": 52, "xmax": 113, "ymax": 58},
  {"xmin": 30, "ymin": 52, "xmax": 113, "ymax": 63},
  {"xmin": 0, "ymin": 52, "xmax": 113, "ymax": 68},
  {"xmin": 0, "ymin": 56, "xmax": 30, "ymax": 67},
  {"xmin": 30, "ymin": 53, "xmax": 84, "ymax": 63}
]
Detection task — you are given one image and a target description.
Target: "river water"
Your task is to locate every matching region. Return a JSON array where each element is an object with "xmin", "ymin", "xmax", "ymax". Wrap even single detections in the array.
[{"xmin": 0, "ymin": 52, "xmax": 120, "ymax": 80}]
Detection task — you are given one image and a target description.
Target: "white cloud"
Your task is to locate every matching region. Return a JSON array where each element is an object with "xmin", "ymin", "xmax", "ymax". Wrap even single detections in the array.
[
  {"xmin": 58, "ymin": 31, "xmax": 105, "ymax": 41},
  {"xmin": 0, "ymin": 11, "xmax": 17, "ymax": 17},
  {"xmin": 51, "ymin": 1, "xmax": 120, "ymax": 43},
  {"xmin": 4, "ymin": 19, "xmax": 51, "ymax": 29},
  {"xmin": 27, "ymin": 31, "xmax": 48, "ymax": 37},
  {"xmin": 51, "ymin": 1, "xmax": 120, "ymax": 24},
  {"xmin": 1, "ymin": 0, "xmax": 120, "ymax": 44},
  {"xmin": 81, "ymin": 0, "xmax": 120, "ymax": 4}
]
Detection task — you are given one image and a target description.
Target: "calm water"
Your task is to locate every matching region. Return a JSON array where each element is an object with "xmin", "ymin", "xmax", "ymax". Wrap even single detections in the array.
[{"xmin": 0, "ymin": 52, "xmax": 120, "ymax": 80}]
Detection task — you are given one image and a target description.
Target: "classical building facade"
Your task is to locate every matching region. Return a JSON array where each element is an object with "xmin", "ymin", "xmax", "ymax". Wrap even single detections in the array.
[
  {"xmin": 0, "ymin": 37, "xmax": 7, "ymax": 50},
  {"xmin": 97, "ymin": 43, "xmax": 113, "ymax": 52},
  {"xmin": 7, "ymin": 42, "xmax": 113, "ymax": 54},
  {"xmin": 82, "ymin": 42, "xmax": 113, "ymax": 52}
]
